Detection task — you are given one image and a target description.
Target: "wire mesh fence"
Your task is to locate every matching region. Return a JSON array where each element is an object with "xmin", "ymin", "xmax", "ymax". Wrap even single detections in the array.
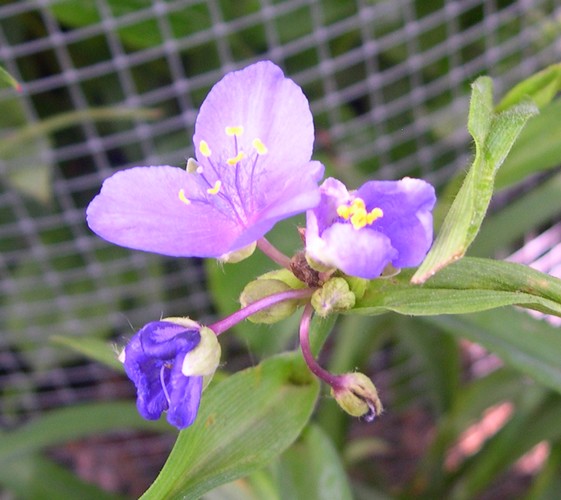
[{"xmin": 0, "ymin": 0, "xmax": 560, "ymax": 492}]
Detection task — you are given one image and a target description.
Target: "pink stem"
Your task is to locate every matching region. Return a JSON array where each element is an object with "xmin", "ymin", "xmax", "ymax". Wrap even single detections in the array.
[
  {"xmin": 298, "ymin": 303, "xmax": 341, "ymax": 388},
  {"xmin": 257, "ymin": 238, "xmax": 292, "ymax": 269},
  {"xmin": 208, "ymin": 287, "xmax": 313, "ymax": 335}
]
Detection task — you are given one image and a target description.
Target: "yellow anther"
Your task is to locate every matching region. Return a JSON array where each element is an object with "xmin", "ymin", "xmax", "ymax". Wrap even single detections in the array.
[
  {"xmin": 337, "ymin": 197, "xmax": 383, "ymax": 230},
  {"xmin": 225, "ymin": 126, "xmax": 244, "ymax": 136},
  {"xmin": 199, "ymin": 140, "xmax": 212, "ymax": 157},
  {"xmin": 252, "ymin": 138, "xmax": 268, "ymax": 155},
  {"xmin": 178, "ymin": 188, "xmax": 191, "ymax": 205},
  {"xmin": 226, "ymin": 151, "xmax": 245, "ymax": 166},
  {"xmin": 337, "ymin": 205, "xmax": 352, "ymax": 220},
  {"xmin": 366, "ymin": 207, "xmax": 384, "ymax": 224},
  {"xmin": 351, "ymin": 198, "xmax": 366, "ymax": 211},
  {"xmin": 207, "ymin": 180, "xmax": 221, "ymax": 195}
]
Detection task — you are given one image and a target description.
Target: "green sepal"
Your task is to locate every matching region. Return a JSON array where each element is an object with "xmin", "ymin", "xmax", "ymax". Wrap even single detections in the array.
[
  {"xmin": 240, "ymin": 279, "xmax": 299, "ymax": 324},
  {"xmin": 311, "ymin": 277, "xmax": 356, "ymax": 317}
]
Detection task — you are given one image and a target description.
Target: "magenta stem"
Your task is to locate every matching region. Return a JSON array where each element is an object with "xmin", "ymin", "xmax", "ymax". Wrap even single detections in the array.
[
  {"xmin": 299, "ymin": 303, "xmax": 341, "ymax": 388},
  {"xmin": 257, "ymin": 238, "xmax": 291, "ymax": 269},
  {"xmin": 208, "ymin": 287, "xmax": 313, "ymax": 335}
]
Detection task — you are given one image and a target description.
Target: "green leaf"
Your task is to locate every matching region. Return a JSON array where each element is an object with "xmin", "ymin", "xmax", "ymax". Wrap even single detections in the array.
[
  {"xmin": 0, "ymin": 402, "xmax": 169, "ymax": 463},
  {"xmin": 278, "ymin": 424, "xmax": 353, "ymax": 500},
  {"xmin": 0, "ymin": 453, "xmax": 123, "ymax": 500},
  {"xmin": 412, "ymin": 78, "xmax": 537, "ymax": 283},
  {"xmin": 496, "ymin": 63, "xmax": 561, "ymax": 112},
  {"xmin": 495, "ymin": 99, "xmax": 561, "ymax": 190},
  {"xmin": 0, "ymin": 65, "xmax": 21, "ymax": 91},
  {"xmin": 424, "ymin": 309, "xmax": 561, "ymax": 395},
  {"xmin": 472, "ymin": 172, "xmax": 561, "ymax": 256},
  {"xmin": 356, "ymin": 257, "xmax": 561, "ymax": 317},
  {"xmin": 142, "ymin": 353, "xmax": 319, "ymax": 500},
  {"xmin": 51, "ymin": 335, "xmax": 124, "ymax": 371}
]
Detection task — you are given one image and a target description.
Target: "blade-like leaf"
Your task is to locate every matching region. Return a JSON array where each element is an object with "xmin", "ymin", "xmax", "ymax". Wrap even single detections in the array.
[
  {"xmin": 424, "ymin": 309, "xmax": 561, "ymax": 395},
  {"xmin": 412, "ymin": 78, "xmax": 537, "ymax": 283},
  {"xmin": 278, "ymin": 424, "xmax": 353, "ymax": 500},
  {"xmin": 0, "ymin": 65, "xmax": 21, "ymax": 91},
  {"xmin": 142, "ymin": 353, "xmax": 319, "ymax": 500},
  {"xmin": 356, "ymin": 257, "xmax": 561, "ymax": 317},
  {"xmin": 0, "ymin": 453, "xmax": 123, "ymax": 500},
  {"xmin": 0, "ymin": 402, "xmax": 169, "ymax": 463},
  {"xmin": 496, "ymin": 63, "xmax": 561, "ymax": 112},
  {"xmin": 51, "ymin": 335, "xmax": 124, "ymax": 371}
]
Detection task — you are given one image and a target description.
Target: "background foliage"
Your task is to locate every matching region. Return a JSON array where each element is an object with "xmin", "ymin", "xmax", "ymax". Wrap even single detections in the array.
[{"xmin": 1, "ymin": 0, "xmax": 561, "ymax": 498}]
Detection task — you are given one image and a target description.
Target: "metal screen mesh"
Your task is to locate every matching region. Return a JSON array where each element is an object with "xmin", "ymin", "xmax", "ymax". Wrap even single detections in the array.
[{"xmin": 0, "ymin": 0, "xmax": 559, "ymax": 466}]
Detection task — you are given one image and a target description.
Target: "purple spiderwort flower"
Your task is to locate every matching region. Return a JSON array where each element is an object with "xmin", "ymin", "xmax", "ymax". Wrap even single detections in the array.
[
  {"xmin": 120, "ymin": 319, "xmax": 220, "ymax": 430},
  {"xmin": 305, "ymin": 177, "xmax": 436, "ymax": 279},
  {"xmin": 86, "ymin": 61, "xmax": 324, "ymax": 258}
]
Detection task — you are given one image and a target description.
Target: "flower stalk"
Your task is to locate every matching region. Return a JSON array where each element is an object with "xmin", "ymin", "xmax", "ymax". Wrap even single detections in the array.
[{"xmin": 209, "ymin": 287, "xmax": 314, "ymax": 335}]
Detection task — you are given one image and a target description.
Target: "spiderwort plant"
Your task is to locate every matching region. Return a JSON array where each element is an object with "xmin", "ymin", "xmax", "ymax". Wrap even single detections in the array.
[
  {"xmin": 86, "ymin": 61, "xmax": 324, "ymax": 260},
  {"xmin": 305, "ymin": 177, "xmax": 436, "ymax": 279}
]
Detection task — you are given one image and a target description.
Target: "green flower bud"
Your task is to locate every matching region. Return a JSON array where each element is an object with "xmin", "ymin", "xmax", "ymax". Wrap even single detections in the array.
[
  {"xmin": 240, "ymin": 279, "xmax": 299, "ymax": 324},
  {"xmin": 257, "ymin": 268, "xmax": 306, "ymax": 289},
  {"xmin": 344, "ymin": 276, "xmax": 369, "ymax": 300},
  {"xmin": 219, "ymin": 241, "xmax": 257, "ymax": 264},
  {"xmin": 311, "ymin": 277, "xmax": 356, "ymax": 317},
  {"xmin": 331, "ymin": 373, "xmax": 383, "ymax": 422}
]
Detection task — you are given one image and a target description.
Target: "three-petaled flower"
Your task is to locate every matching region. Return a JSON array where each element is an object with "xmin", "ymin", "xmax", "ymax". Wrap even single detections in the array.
[
  {"xmin": 120, "ymin": 319, "xmax": 220, "ymax": 430},
  {"xmin": 305, "ymin": 177, "xmax": 436, "ymax": 279},
  {"xmin": 86, "ymin": 61, "xmax": 323, "ymax": 258}
]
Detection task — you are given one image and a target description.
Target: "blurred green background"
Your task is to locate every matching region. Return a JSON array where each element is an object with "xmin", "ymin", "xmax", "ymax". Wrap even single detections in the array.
[{"xmin": 1, "ymin": 0, "xmax": 561, "ymax": 498}]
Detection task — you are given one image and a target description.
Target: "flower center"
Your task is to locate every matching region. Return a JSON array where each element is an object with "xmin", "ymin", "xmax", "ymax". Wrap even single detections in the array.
[
  {"xmin": 176, "ymin": 125, "xmax": 270, "ymax": 223},
  {"xmin": 337, "ymin": 197, "xmax": 383, "ymax": 230}
]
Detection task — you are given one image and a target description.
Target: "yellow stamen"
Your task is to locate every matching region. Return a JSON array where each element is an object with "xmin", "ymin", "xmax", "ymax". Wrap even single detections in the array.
[
  {"xmin": 207, "ymin": 180, "xmax": 221, "ymax": 195},
  {"xmin": 199, "ymin": 140, "xmax": 211, "ymax": 157},
  {"xmin": 337, "ymin": 205, "xmax": 352, "ymax": 220},
  {"xmin": 225, "ymin": 126, "xmax": 244, "ymax": 136},
  {"xmin": 178, "ymin": 188, "xmax": 191, "ymax": 205},
  {"xmin": 252, "ymin": 138, "xmax": 268, "ymax": 155},
  {"xmin": 226, "ymin": 151, "xmax": 245, "ymax": 166},
  {"xmin": 336, "ymin": 197, "xmax": 383, "ymax": 230}
]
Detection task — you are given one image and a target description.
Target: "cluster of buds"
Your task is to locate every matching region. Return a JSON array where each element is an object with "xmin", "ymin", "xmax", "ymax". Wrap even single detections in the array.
[{"xmin": 87, "ymin": 61, "xmax": 434, "ymax": 429}]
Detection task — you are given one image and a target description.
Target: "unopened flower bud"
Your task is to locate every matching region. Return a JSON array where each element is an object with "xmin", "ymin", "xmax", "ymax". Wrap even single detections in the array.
[
  {"xmin": 219, "ymin": 241, "xmax": 257, "ymax": 263},
  {"xmin": 162, "ymin": 317, "xmax": 221, "ymax": 389},
  {"xmin": 311, "ymin": 277, "xmax": 356, "ymax": 317},
  {"xmin": 240, "ymin": 279, "xmax": 300, "ymax": 324},
  {"xmin": 331, "ymin": 373, "xmax": 383, "ymax": 422}
]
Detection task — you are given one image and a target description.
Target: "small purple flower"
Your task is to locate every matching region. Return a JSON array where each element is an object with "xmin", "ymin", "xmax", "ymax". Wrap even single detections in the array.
[
  {"xmin": 121, "ymin": 320, "xmax": 220, "ymax": 430},
  {"xmin": 305, "ymin": 177, "xmax": 436, "ymax": 279},
  {"xmin": 86, "ymin": 61, "xmax": 323, "ymax": 257}
]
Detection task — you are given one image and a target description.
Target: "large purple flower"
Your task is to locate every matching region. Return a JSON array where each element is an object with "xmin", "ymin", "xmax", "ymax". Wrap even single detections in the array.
[
  {"xmin": 122, "ymin": 320, "xmax": 220, "ymax": 430},
  {"xmin": 305, "ymin": 177, "xmax": 436, "ymax": 279},
  {"xmin": 86, "ymin": 61, "xmax": 323, "ymax": 257}
]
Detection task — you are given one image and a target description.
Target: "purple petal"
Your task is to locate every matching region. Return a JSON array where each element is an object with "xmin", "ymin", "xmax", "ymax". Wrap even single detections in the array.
[
  {"xmin": 138, "ymin": 321, "xmax": 200, "ymax": 360},
  {"xmin": 193, "ymin": 61, "xmax": 314, "ymax": 175},
  {"xmin": 86, "ymin": 166, "xmax": 244, "ymax": 257},
  {"xmin": 229, "ymin": 160, "xmax": 324, "ymax": 249},
  {"xmin": 307, "ymin": 222, "xmax": 397, "ymax": 279},
  {"xmin": 123, "ymin": 336, "xmax": 168, "ymax": 420},
  {"xmin": 357, "ymin": 178, "xmax": 436, "ymax": 267},
  {"xmin": 166, "ymin": 362, "xmax": 203, "ymax": 429}
]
